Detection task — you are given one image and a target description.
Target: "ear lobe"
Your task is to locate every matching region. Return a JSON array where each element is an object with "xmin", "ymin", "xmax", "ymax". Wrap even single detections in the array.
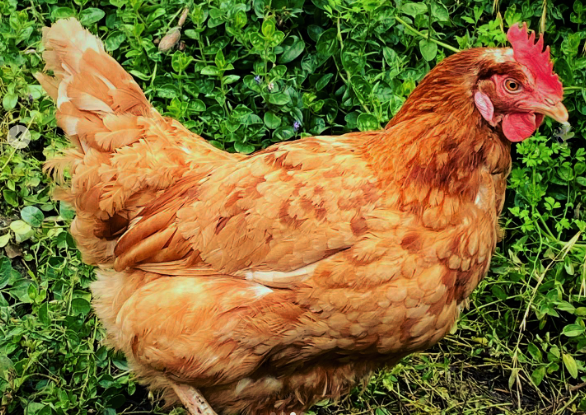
[{"xmin": 474, "ymin": 91, "xmax": 496, "ymax": 125}]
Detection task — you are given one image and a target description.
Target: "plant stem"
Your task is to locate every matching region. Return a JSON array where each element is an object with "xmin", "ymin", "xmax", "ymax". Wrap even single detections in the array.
[
  {"xmin": 336, "ymin": 17, "xmax": 371, "ymax": 114},
  {"xmin": 394, "ymin": 16, "xmax": 460, "ymax": 53},
  {"xmin": 564, "ymin": 86, "xmax": 586, "ymax": 91}
]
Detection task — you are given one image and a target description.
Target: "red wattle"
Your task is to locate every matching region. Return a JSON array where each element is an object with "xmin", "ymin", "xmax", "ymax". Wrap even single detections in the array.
[{"xmin": 502, "ymin": 112, "xmax": 538, "ymax": 142}]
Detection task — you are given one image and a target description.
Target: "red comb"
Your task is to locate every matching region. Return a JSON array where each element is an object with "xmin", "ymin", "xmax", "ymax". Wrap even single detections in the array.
[{"xmin": 507, "ymin": 22, "xmax": 563, "ymax": 99}]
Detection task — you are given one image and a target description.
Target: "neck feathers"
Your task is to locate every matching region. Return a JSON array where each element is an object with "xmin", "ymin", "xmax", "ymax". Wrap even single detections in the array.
[{"xmin": 363, "ymin": 49, "xmax": 512, "ymax": 206}]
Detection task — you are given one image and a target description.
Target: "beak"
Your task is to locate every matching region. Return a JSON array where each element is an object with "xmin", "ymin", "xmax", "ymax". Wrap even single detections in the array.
[{"xmin": 531, "ymin": 101, "xmax": 569, "ymax": 123}]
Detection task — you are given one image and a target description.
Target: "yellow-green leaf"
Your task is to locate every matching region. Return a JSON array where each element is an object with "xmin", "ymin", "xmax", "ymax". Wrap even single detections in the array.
[{"xmin": 563, "ymin": 353, "xmax": 578, "ymax": 379}]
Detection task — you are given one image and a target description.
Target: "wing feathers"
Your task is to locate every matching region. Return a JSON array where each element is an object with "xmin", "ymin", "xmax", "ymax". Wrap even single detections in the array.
[
  {"xmin": 115, "ymin": 209, "xmax": 177, "ymax": 256},
  {"xmin": 114, "ymin": 225, "xmax": 177, "ymax": 271}
]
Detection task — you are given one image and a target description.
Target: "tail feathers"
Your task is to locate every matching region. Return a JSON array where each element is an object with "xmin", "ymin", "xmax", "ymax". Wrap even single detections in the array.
[
  {"xmin": 35, "ymin": 73, "xmax": 59, "ymax": 100},
  {"xmin": 39, "ymin": 18, "xmax": 104, "ymax": 78},
  {"xmin": 94, "ymin": 114, "xmax": 143, "ymax": 151},
  {"xmin": 35, "ymin": 18, "xmax": 151, "ymax": 155}
]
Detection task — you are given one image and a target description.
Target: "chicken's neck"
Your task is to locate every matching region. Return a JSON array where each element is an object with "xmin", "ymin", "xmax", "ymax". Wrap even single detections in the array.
[{"xmin": 364, "ymin": 82, "xmax": 512, "ymax": 208}]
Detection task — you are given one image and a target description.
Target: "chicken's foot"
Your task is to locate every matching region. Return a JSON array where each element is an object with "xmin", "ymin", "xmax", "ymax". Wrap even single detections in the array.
[{"xmin": 171, "ymin": 383, "xmax": 217, "ymax": 415}]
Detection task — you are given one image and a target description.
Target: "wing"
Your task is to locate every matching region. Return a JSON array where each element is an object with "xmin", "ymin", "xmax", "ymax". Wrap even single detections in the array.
[{"xmin": 112, "ymin": 134, "xmax": 387, "ymax": 285}]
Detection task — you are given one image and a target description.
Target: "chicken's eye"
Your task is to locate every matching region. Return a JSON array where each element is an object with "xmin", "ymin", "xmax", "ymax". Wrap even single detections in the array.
[{"xmin": 504, "ymin": 78, "xmax": 522, "ymax": 93}]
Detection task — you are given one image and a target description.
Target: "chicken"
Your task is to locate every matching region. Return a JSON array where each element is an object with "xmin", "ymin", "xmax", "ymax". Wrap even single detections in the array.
[{"xmin": 36, "ymin": 19, "xmax": 568, "ymax": 415}]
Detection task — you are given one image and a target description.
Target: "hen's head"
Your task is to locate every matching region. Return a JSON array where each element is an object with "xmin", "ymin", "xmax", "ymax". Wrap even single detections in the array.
[{"xmin": 474, "ymin": 23, "xmax": 567, "ymax": 142}]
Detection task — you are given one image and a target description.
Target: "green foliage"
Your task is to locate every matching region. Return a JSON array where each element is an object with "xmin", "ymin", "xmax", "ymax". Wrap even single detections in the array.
[{"xmin": 0, "ymin": 0, "xmax": 585, "ymax": 414}]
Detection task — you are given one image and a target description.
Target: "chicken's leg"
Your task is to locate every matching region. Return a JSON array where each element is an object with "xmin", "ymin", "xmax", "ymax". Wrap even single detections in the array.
[{"xmin": 171, "ymin": 383, "xmax": 218, "ymax": 415}]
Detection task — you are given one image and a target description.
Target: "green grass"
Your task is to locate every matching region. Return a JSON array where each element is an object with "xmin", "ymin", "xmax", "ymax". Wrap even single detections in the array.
[{"xmin": 1, "ymin": 0, "xmax": 586, "ymax": 414}]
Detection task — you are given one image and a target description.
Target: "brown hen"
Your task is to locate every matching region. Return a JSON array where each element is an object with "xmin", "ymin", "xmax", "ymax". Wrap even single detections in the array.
[{"xmin": 37, "ymin": 19, "xmax": 568, "ymax": 415}]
